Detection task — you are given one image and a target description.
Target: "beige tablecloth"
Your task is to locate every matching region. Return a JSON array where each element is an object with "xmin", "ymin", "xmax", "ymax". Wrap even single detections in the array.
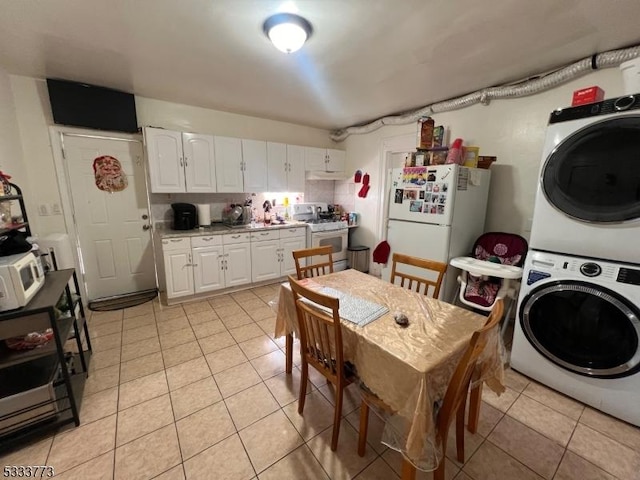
[{"xmin": 274, "ymin": 269, "xmax": 505, "ymax": 470}]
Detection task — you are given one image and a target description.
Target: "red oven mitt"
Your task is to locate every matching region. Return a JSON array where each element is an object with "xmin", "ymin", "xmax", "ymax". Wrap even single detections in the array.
[{"xmin": 358, "ymin": 173, "xmax": 370, "ymax": 198}]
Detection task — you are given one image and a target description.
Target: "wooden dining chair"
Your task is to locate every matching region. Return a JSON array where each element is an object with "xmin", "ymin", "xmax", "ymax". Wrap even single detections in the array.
[
  {"xmin": 289, "ymin": 275, "xmax": 354, "ymax": 451},
  {"xmin": 357, "ymin": 299, "xmax": 504, "ymax": 480},
  {"xmin": 293, "ymin": 246, "xmax": 334, "ymax": 280},
  {"xmin": 285, "ymin": 246, "xmax": 335, "ymax": 374},
  {"xmin": 390, "ymin": 253, "xmax": 447, "ymax": 298}
]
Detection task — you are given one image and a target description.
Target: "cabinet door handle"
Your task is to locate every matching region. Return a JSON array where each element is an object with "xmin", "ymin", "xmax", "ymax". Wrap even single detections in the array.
[
  {"xmin": 192, "ymin": 263, "xmax": 198, "ymax": 267},
  {"xmin": 184, "ymin": 157, "xmax": 188, "ymax": 167},
  {"xmin": 180, "ymin": 157, "xmax": 184, "ymax": 167}
]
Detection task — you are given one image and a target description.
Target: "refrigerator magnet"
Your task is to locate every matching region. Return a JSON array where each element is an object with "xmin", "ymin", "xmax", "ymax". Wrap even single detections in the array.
[
  {"xmin": 403, "ymin": 190, "xmax": 417, "ymax": 200},
  {"xmin": 409, "ymin": 200, "xmax": 423, "ymax": 212},
  {"xmin": 394, "ymin": 189, "xmax": 404, "ymax": 204}
]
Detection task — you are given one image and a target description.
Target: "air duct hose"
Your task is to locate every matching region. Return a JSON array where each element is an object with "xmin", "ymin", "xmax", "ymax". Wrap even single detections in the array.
[{"xmin": 329, "ymin": 45, "xmax": 640, "ymax": 142}]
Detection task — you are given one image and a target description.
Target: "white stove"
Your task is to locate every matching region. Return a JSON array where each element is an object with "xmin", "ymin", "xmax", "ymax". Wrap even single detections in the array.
[
  {"xmin": 290, "ymin": 203, "xmax": 348, "ymax": 232},
  {"xmin": 304, "ymin": 219, "xmax": 349, "ymax": 232},
  {"xmin": 291, "ymin": 203, "xmax": 348, "ymax": 270}
]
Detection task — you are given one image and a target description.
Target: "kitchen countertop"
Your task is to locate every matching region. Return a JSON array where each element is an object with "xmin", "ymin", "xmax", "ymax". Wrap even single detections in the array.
[{"xmin": 157, "ymin": 222, "xmax": 308, "ymax": 239}]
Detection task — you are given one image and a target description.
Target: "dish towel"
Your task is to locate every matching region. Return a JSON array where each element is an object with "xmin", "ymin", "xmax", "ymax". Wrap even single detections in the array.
[{"xmin": 373, "ymin": 240, "xmax": 391, "ymax": 264}]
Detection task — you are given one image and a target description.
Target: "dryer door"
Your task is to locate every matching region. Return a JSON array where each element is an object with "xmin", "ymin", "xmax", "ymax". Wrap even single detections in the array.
[
  {"xmin": 520, "ymin": 280, "xmax": 640, "ymax": 378},
  {"xmin": 542, "ymin": 115, "xmax": 640, "ymax": 223}
]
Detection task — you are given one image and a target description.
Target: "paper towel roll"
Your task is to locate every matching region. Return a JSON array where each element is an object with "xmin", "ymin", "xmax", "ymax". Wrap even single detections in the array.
[{"xmin": 197, "ymin": 204, "xmax": 211, "ymax": 226}]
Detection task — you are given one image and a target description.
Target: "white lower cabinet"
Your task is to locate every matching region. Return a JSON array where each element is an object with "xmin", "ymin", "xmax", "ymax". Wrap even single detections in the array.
[
  {"xmin": 224, "ymin": 243, "xmax": 252, "ymax": 287},
  {"xmin": 251, "ymin": 227, "xmax": 306, "ymax": 282},
  {"xmin": 192, "ymin": 245, "xmax": 224, "ymax": 294},
  {"xmin": 163, "ymin": 249, "xmax": 194, "ymax": 299},
  {"xmin": 162, "ymin": 227, "xmax": 306, "ymax": 300},
  {"xmin": 280, "ymin": 235, "xmax": 306, "ymax": 276},
  {"xmin": 251, "ymin": 240, "xmax": 280, "ymax": 283}
]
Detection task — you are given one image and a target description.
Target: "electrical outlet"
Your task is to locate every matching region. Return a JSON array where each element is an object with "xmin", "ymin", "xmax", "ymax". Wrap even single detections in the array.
[
  {"xmin": 38, "ymin": 204, "xmax": 50, "ymax": 216},
  {"xmin": 51, "ymin": 203, "xmax": 62, "ymax": 215}
]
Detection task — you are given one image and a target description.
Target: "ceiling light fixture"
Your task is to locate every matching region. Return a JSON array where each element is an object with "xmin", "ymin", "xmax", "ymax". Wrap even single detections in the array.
[{"xmin": 263, "ymin": 13, "xmax": 312, "ymax": 54}]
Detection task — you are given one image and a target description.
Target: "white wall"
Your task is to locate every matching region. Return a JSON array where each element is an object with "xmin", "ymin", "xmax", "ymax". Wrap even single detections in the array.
[
  {"xmin": 136, "ymin": 97, "xmax": 336, "ymax": 148},
  {"xmin": 345, "ymin": 68, "xmax": 626, "ymax": 262},
  {"xmin": 0, "ymin": 69, "xmax": 31, "ymax": 221},
  {"xmin": 8, "ymin": 75, "xmax": 337, "ymax": 237},
  {"xmin": 10, "ymin": 75, "xmax": 64, "ymax": 235}
]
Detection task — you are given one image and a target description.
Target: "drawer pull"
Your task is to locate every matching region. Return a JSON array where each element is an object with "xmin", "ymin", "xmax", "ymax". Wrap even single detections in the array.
[
  {"xmin": 202, "ymin": 237, "xmax": 214, "ymax": 241},
  {"xmin": 170, "ymin": 239, "xmax": 183, "ymax": 243},
  {"xmin": 260, "ymin": 232, "xmax": 269, "ymax": 236},
  {"xmin": 232, "ymin": 235, "xmax": 241, "ymax": 239}
]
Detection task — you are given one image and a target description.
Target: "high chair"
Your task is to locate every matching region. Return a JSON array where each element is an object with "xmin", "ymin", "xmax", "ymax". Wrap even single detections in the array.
[{"xmin": 450, "ymin": 232, "xmax": 527, "ymax": 336}]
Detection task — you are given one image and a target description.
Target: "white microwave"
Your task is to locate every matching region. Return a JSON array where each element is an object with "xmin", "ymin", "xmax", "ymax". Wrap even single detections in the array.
[{"xmin": 0, "ymin": 252, "xmax": 45, "ymax": 311}]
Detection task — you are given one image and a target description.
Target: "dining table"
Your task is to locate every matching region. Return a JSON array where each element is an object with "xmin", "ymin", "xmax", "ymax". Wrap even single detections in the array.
[{"xmin": 273, "ymin": 269, "xmax": 505, "ymax": 478}]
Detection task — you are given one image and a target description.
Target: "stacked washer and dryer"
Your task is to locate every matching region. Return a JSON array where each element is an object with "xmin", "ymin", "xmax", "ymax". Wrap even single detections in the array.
[{"xmin": 510, "ymin": 94, "xmax": 640, "ymax": 426}]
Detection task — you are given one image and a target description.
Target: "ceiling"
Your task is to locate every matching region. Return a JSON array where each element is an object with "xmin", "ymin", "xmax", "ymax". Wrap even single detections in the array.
[{"xmin": 1, "ymin": 0, "xmax": 640, "ymax": 130}]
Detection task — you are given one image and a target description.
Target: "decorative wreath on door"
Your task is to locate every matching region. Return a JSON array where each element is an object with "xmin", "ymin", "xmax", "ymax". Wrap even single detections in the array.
[{"xmin": 93, "ymin": 155, "xmax": 128, "ymax": 193}]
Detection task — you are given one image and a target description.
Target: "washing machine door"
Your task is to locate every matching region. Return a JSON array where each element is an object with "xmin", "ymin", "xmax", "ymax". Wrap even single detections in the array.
[
  {"xmin": 520, "ymin": 280, "xmax": 640, "ymax": 378},
  {"xmin": 542, "ymin": 115, "xmax": 640, "ymax": 223}
]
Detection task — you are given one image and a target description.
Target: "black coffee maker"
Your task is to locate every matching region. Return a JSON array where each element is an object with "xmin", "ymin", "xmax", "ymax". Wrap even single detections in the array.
[{"xmin": 172, "ymin": 203, "xmax": 197, "ymax": 230}]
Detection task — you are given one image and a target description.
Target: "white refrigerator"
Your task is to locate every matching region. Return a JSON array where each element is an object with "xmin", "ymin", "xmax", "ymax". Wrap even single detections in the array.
[{"xmin": 381, "ymin": 165, "xmax": 491, "ymax": 301}]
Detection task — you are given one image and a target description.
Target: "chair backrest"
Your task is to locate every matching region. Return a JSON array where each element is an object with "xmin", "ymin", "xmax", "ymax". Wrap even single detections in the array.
[
  {"xmin": 289, "ymin": 275, "xmax": 345, "ymax": 383},
  {"xmin": 293, "ymin": 246, "xmax": 334, "ymax": 280},
  {"xmin": 436, "ymin": 299, "xmax": 504, "ymax": 441},
  {"xmin": 390, "ymin": 253, "xmax": 447, "ymax": 298}
]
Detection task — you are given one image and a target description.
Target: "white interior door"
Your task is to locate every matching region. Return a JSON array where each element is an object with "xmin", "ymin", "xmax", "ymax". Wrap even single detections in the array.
[{"xmin": 64, "ymin": 135, "xmax": 156, "ymax": 300}]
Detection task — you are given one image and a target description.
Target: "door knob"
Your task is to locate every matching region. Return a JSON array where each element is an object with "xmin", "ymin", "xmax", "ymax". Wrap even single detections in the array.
[{"xmin": 142, "ymin": 225, "xmax": 151, "ymax": 231}]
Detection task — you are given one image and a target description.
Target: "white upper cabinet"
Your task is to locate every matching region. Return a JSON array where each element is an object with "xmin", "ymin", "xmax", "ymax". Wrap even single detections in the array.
[
  {"xmin": 242, "ymin": 139, "xmax": 268, "ymax": 192},
  {"xmin": 183, "ymin": 133, "xmax": 217, "ymax": 193},
  {"xmin": 304, "ymin": 147, "xmax": 346, "ymax": 172},
  {"xmin": 267, "ymin": 143, "xmax": 306, "ymax": 192},
  {"xmin": 214, "ymin": 136, "xmax": 244, "ymax": 193},
  {"xmin": 146, "ymin": 127, "xmax": 218, "ymax": 193},
  {"xmin": 146, "ymin": 127, "xmax": 185, "ymax": 193},
  {"xmin": 267, "ymin": 142, "xmax": 287, "ymax": 192},
  {"xmin": 287, "ymin": 145, "xmax": 306, "ymax": 191},
  {"xmin": 326, "ymin": 149, "xmax": 346, "ymax": 172},
  {"xmin": 305, "ymin": 147, "xmax": 327, "ymax": 171}
]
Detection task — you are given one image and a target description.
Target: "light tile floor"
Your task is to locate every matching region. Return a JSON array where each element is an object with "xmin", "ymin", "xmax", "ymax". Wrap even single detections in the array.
[{"xmin": 2, "ymin": 283, "xmax": 640, "ymax": 479}]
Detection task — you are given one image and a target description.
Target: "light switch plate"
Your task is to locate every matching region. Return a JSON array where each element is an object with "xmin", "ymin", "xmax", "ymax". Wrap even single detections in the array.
[
  {"xmin": 51, "ymin": 203, "xmax": 62, "ymax": 215},
  {"xmin": 38, "ymin": 204, "xmax": 50, "ymax": 216}
]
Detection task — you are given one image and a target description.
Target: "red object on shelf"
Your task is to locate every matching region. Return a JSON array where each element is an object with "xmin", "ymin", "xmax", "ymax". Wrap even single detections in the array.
[{"xmin": 572, "ymin": 86, "xmax": 604, "ymax": 106}]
